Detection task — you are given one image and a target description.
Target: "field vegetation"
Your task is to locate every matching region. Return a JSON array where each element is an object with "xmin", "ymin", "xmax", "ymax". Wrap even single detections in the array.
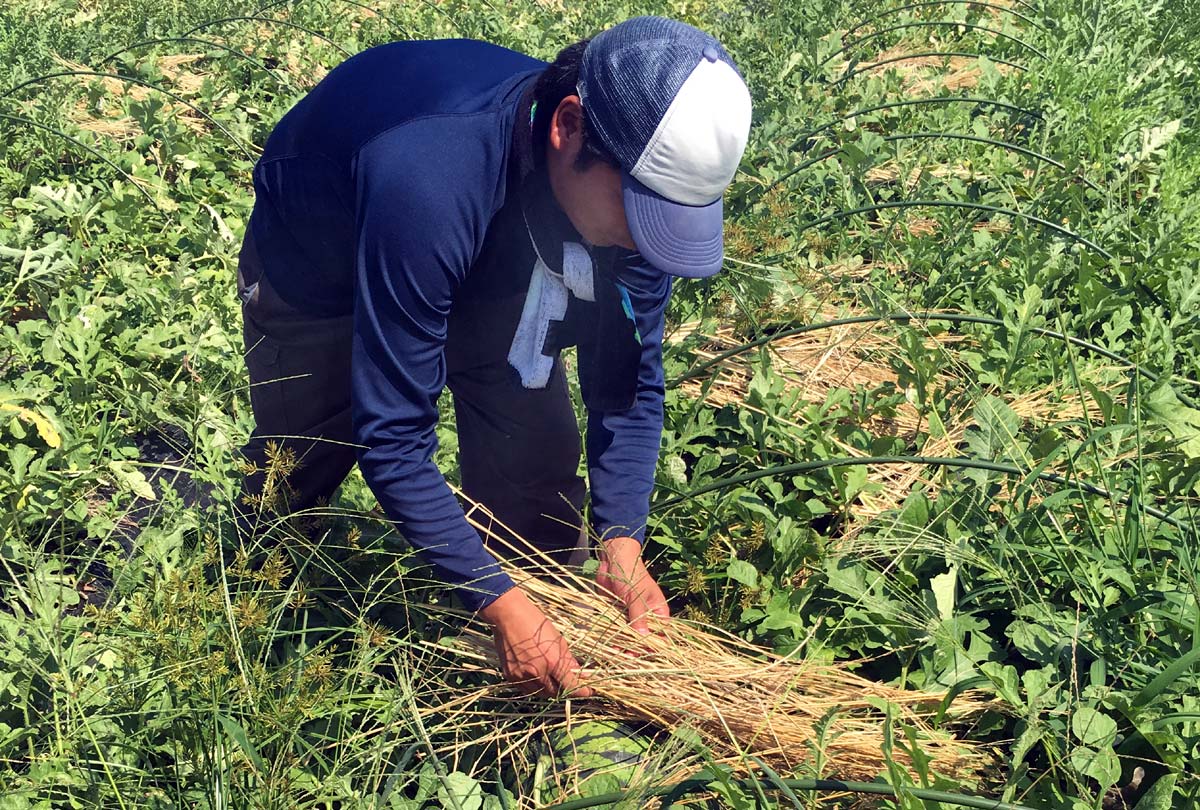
[{"xmin": 2, "ymin": 0, "xmax": 1199, "ymax": 807}]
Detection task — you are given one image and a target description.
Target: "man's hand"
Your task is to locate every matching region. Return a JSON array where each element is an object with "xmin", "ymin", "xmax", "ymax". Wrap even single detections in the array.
[
  {"xmin": 596, "ymin": 536, "xmax": 670, "ymax": 634},
  {"xmin": 479, "ymin": 587, "xmax": 593, "ymax": 698}
]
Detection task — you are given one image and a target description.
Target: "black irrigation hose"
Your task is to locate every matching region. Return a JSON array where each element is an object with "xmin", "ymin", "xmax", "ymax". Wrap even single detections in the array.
[
  {"xmin": 252, "ymin": 0, "xmax": 415, "ymax": 39},
  {"xmin": 886, "ymin": 131, "xmax": 1100, "ymax": 191},
  {"xmin": 667, "ymin": 311, "xmax": 1197, "ymax": 404},
  {"xmin": 785, "ymin": 95, "xmax": 1044, "ymax": 153},
  {"xmin": 177, "ymin": 16, "xmax": 352, "ymax": 57},
  {"xmin": 772, "ymin": 199, "xmax": 1111, "ymax": 259},
  {"xmin": 0, "ymin": 111, "xmax": 161, "ymax": 210},
  {"xmin": 768, "ymin": 131, "xmax": 1091, "ymax": 190},
  {"xmin": 546, "ymin": 776, "xmax": 1038, "ymax": 810},
  {"xmin": 650, "ymin": 455, "xmax": 1191, "ymax": 536},
  {"xmin": 96, "ymin": 36, "xmax": 293, "ymax": 88},
  {"xmin": 845, "ymin": 0, "xmax": 1047, "ymax": 37},
  {"xmin": 818, "ymin": 20, "xmax": 1049, "ymax": 73},
  {"xmin": 0, "ymin": 70, "xmax": 257, "ymax": 162},
  {"xmin": 834, "ymin": 51, "xmax": 1029, "ymax": 88}
]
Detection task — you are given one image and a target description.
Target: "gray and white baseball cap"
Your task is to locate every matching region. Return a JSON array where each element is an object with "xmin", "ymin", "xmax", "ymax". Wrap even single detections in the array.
[{"xmin": 579, "ymin": 16, "xmax": 753, "ymax": 278}]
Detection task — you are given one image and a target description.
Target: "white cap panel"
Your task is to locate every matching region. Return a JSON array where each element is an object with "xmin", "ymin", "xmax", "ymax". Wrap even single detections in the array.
[{"xmin": 629, "ymin": 57, "xmax": 752, "ymax": 206}]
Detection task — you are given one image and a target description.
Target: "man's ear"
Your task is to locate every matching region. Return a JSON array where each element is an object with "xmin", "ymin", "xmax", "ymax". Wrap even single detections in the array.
[{"xmin": 548, "ymin": 95, "xmax": 584, "ymax": 158}]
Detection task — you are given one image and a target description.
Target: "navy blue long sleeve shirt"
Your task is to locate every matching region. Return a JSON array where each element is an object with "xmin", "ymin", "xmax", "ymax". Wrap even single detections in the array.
[{"xmin": 247, "ymin": 39, "xmax": 671, "ymax": 611}]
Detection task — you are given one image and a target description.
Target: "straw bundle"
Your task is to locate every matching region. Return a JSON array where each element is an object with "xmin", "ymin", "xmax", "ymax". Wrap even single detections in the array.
[
  {"xmin": 436, "ymin": 500, "xmax": 991, "ymax": 786},
  {"xmin": 818, "ymin": 257, "xmax": 908, "ymax": 282},
  {"xmin": 848, "ymin": 215, "xmax": 1014, "ymax": 239},
  {"xmin": 896, "ymin": 214, "xmax": 939, "ymax": 237}
]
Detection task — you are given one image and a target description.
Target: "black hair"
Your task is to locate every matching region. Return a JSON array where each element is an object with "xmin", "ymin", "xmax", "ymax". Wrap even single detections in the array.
[{"xmin": 532, "ymin": 39, "xmax": 620, "ymax": 171}]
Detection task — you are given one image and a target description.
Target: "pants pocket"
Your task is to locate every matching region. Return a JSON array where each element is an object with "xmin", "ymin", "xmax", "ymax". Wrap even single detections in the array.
[{"xmin": 244, "ymin": 328, "xmax": 288, "ymax": 437}]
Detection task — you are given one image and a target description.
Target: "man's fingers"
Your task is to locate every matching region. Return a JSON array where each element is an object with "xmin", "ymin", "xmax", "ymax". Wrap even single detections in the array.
[
  {"xmin": 648, "ymin": 580, "xmax": 671, "ymax": 619},
  {"xmin": 516, "ymin": 676, "xmax": 544, "ymax": 697},
  {"xmin": 625, "ymin": 578, "xmax": 670, "ymax": 635},
  {"xmin": 625, "ymin": 589, "xmax": 653, "ymax": 634},
  {"xmin": 556, "ymin": 653, "xmax": 593, "ymax": 699},
  {"xmin": 594, "ymin": 568, "xmax": 620, "ymax": 599},
  {"xmin": 564, "ymin": 676, "xmax": 594, "ymax": 699},
  {"xmin": 488, "ymin": 594, "xmax": 595, "ymax": 700}
]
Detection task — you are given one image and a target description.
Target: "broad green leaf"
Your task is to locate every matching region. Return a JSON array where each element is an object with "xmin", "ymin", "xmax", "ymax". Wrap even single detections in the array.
[
  {"xmin": 1071, "ymin": 706, "xmax": 1118, "ymax": 747},
  {"xmin": 8, "ymin": 444, "xmax": 33, "ymax": 480},
  {"xmin": 824, "ymin": 557, "xmax": 868, "ymax": 598},
  {"xmin": 968, "ymin": 395, "xmax": 1022, "ymax": 460},
  {"xmin": 108, "ymin": 461, "xmax": 156, "ymax": 501},
  {"xmin": 1133, "ymin": 774, "xmax": 1178, "ymax": 810},
  {"xmin": 899, "ymin": 491, "xmax": 930, "ymax": 527},
  {"xmin": 929, "ymin": 568, "xmax": 956, "ymax": 622},
  {"xmin": 1146, "ymin": 384, "xmax": 1200, "ymax": 458},
  {"xmin": 838, "ymin": 463, "xmax": 868, "ymax": 500},
  {"xmin": 758, "ymin": 592, "xmax": 806, "ymax": 633},
  {"xmin": 727, "ymin": 559, "xmax": 757, "ymax": 587},
  {"xmin": 776, "ymin": 52, "xmax": 804, "ymax": 81},
  {"xmin": 1007, "ymin": 619, "xmax": 1060, "ymax": 664},
  {"xmin": 979, "ymin": 662, "xmax": 1022, "ymax": 707},
  {"xmin": 1069, "ymin": 745, "xmax": 1121, "ymax": 788},
  {"xmin": 437, "ymin": 771, "xmax": 483, "ymax": 810}
]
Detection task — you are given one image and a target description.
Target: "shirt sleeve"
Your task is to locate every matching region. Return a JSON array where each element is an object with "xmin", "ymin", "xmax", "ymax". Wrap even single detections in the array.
[
  {"xmin": 350, "ymin": 118, "xmax": 515, "ymax": 611},
  {"xmin": 583, "ymin": 260, "xmax": 674, "ymax": 542}
]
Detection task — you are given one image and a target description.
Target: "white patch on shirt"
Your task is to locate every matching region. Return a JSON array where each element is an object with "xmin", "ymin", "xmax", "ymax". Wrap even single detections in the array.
[{"xmin": 507, "ymin": 242, "xmax": 594, "ymax": 388}]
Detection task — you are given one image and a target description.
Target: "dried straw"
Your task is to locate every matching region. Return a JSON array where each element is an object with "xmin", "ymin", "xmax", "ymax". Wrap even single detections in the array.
[
  {"xmin": 435, "ymin": 495, "xmax": 991, "ymax": 785},
  {"xmin": 671, "ymin": 309, "xmax": 1120, "ymax": 536},
  {"xmin": 672, "ymin": 304, "xmax": 959, "ymax": 432},
  {"xmin": 851, "ymin": 377, "xmax": 1123, "ymax": 530},
  {"xmin": 838, "ymin": 45, "xmax": 1018, "ymax": 94},
  {"xmin": 864, "ymin": 161, "xmax": 992, "ymax": 190},
  {"xmin": 55, "ymin": 55, "xmax": 209, "ymax": 139}
]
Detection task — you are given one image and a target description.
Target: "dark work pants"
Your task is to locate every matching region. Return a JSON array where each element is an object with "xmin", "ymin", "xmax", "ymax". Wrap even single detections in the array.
[{"xmin": 235, "ymin": 231, "xmax": 590, "ymax": 567}]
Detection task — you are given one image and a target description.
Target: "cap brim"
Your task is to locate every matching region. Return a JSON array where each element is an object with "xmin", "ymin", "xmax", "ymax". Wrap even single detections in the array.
[{"xmin": 622, "ymin": 171, "xmax": 724, "ymax": 278}]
